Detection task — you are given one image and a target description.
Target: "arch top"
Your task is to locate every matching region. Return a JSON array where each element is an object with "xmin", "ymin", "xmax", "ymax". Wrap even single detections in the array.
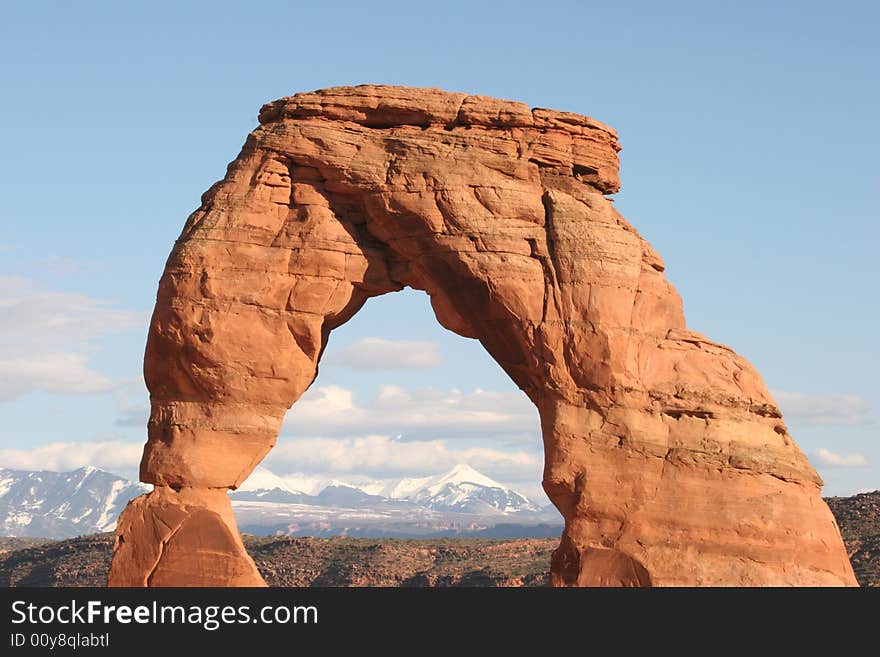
[
  {"xmin": 255, "ymin": 84, "xmax": 621, "ymax": 195},
  {"xmin": 259, "ymin": 84, "xmax": 619, "ymax": 136}
]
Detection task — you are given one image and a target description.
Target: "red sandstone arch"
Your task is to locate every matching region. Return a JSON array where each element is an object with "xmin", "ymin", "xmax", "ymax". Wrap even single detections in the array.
[{"xmin": 107, "ymin": 86, "xmax": 856, "ymax": 587}]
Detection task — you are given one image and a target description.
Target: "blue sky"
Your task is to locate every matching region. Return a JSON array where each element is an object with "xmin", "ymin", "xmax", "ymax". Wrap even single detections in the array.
[{"xmin": 0, "ymin": 1, "xmax": 876, "ymax": 499}]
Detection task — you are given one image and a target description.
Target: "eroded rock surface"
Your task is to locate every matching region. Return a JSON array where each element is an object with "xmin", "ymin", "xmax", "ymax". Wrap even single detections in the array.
[{"xmin": 108, "ymin": 85, "xmax": 856, "ymax": 587}]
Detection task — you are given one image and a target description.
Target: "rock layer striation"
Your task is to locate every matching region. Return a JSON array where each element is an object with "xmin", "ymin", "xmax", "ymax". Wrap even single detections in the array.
[{"xmin": 108, "ymin": 86, "xmax": 856, "ymax": 586}]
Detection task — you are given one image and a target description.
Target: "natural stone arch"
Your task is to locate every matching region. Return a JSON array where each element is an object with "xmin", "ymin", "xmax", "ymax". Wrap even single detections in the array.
[{"xmin": 108, "ymin": 86, "xmax": 856, "ymax": 587}]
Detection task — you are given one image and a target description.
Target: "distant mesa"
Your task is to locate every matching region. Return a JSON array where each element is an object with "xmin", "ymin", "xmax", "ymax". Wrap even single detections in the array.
[{"xmin": 109, "ymin": 85, "xmax": 856, "ymax": 587}]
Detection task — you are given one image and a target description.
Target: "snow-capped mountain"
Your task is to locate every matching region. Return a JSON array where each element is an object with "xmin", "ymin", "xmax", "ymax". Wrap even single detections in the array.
[
  {"xmin": 237, "ymin": 463, "xmax": 542, "ymax": 515},
  {"xmin": 230, "ymin": 463, "xmax": 558, "ymax": 538},
  {"xmin": 230, "ymin": 467, "xmax": 309, "ymax": 503},
  {"xmin": 0, "ymin": 467, "xmax": 149, "ymax": 538},
  {"xmin": 375, "ymin": 464, "xmax": 542, "ymax": 514}
]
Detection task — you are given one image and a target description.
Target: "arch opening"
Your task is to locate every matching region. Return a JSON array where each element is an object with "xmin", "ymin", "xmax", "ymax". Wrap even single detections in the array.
[{"xmin": 229, "ymin": 287, "xmax": 558, "ymax": 552}]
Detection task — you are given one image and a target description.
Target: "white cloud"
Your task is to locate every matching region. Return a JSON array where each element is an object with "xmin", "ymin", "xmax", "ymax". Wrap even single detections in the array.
[
  {"xmin": 773, "ymin": 390, "xmax": 872, "ymax": 426},
  {"xmin": 0, "ymin": 353, "xmax": 115, "ymax": 401},
  {"xmin": 281, "ymin": 384, "xmax": 539, "ymax": 441},
  {"xmin": 324, "ymin": 337, "xmax": 444, "ymax": 370},
  {"xmin": 0, "ymin": 440, "xmax": 144, "ymax": 473},
  {"xmin": 813, "ymin": 448, "xmax": 870, "ymax": 469},
  {"xmin": 0, "ymin": 276, "xmax": 146, "ymax": 402},
  {"xmin": 114, "ymin": 400, "xmax": 150, "ymax": 427},
  {"xmin": 0, "ymin": 276, "xmax": 145, "ymax": 347},
  {"xmin": 266, "ymin": 433, "xmax": 542, "ymax": 482}
]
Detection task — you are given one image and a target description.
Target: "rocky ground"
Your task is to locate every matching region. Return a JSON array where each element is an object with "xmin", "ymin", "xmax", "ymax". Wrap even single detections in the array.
[
  {"xmin": 0, "ymin": 537, "xmax": 52, "ymax": 554},
  {"xmin": 0, "ymin": 534, "xmax": 553, "ymax": 587},
  {"xmin": 248, "ymin": 536, "xmax": 552, "ymax": 586},
  {"xmin": 1, "ymin": 491, "xmax": 877, "ymax": 587},
  {"xmin": 824, "ymin": 491, "xmax": 880, "ymax": 587}
]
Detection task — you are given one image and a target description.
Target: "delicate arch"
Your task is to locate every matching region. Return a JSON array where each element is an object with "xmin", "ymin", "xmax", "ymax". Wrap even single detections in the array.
[{"xmin": 108, "ymin": 86, "xmax": 856, "ymax": 587}]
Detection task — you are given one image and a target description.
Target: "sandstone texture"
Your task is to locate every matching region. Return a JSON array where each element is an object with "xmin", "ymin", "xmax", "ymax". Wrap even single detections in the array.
[{"xmin": 108, "ymin": 85, "xmax": 856, "ymax": 587}]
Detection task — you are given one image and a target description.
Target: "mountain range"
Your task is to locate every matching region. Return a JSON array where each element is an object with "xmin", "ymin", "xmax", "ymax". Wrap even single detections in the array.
[
  {"xmin": 236, "ymin": 463, "xmax": 542, "ymax": 513},
  {"xmin": 0, "ymin": 464, "xmax": 560, "ymax": 539},
  {"xmin": 0, "ymin": 467, "xmax": 148, "ymax": 539}
]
